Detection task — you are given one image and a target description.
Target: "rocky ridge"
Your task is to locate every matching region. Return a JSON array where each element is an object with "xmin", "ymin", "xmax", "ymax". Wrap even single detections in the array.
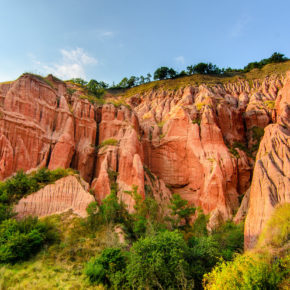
[{"xmin": 0, "ymin": 70, "xmax": 289, "ymax": 247}]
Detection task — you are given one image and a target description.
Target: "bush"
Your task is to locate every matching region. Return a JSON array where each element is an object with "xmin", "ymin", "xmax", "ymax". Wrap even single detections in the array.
[
  {"xmin": 0, "ymin": 217, "xmax": 57, "ymax": 263},
  {"xmin": 85, "ymin": 247, "xmax": 127, "ymax": 287},
  {"xmin": 187, "ymin": 236, "xmax": 220, "ymax": 289},
  {"xmin": 211, "ymin": 221, "xmax": 244, "ymax": 260},
  {"xmin": 258, "ymin": 203, "xmax": 290, "ymax": 249},
  {"xmin": 126, "ymin": 230, "xmax": 193, "ymax": 289},
  {"xmin": 203, "ymin": 254, "xmax": 288, "ymax": 290},
  {"xmin": 168, "ymin": 193, "xmax": 196, "ymax": 228},
  {"xmin": 97, "ymin": 138, "xmax": 118, "ymax": 150}
]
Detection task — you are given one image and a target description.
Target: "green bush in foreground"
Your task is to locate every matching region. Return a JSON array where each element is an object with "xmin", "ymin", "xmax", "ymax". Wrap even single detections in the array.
[
  {"xmin": 0, "ymin": 217, "xmax": 57, "ymax": 263},
  {"xmin": 203, "ymin": 203, "xmax": 290, "ymax": 289},
  {"xmin": 203, "ymin": 254, "xmax": 289, "ymax": 290},
  {"xmin": 126, "ymin": 230, "xmax": 194, "ymax": 289},
  {"xmin": 85, "ymin": 247, "xmax": 127, "ymax": 288}
]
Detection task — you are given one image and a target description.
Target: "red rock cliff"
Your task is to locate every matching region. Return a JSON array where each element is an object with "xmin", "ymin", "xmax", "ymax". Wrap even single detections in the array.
[{"xmin": 0, "ymin": 72, "xmax": 288, "ymax": 228}]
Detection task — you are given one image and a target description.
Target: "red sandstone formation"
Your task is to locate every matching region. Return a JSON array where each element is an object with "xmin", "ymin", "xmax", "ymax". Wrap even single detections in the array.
[
  {"xmin": 0, "ymin": 71, "xmax": 289, "ymax": 229},
  {"xmin": 14, "ymin": 175, "xmax": 95, "ymax": 218},
  {"xmin": 244, "ymin": 72, "xmax": 290, "ymax": 249}
]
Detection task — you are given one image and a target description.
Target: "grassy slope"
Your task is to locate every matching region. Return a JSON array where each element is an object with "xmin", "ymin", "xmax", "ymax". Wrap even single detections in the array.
[
  {"xmin": 0, "ymin": 212, "xmax": 123, "ymax": 289},
  {"xmin": 118, "ymin": 60, "xmax": 290, "ymax": 98}
]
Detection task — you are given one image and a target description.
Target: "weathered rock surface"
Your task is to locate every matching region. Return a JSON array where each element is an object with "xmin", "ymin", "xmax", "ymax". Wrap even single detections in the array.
[
  {"xmin": 0, "ymin": 71, "xmax": 289, "ymax": 226},
  {"xmin": 14, "ymin": 175, "xmax": 95, "ymax": 218},
  {"xmin": 244, "ymin": 73, "xmax": 290, "ymax": 249}
]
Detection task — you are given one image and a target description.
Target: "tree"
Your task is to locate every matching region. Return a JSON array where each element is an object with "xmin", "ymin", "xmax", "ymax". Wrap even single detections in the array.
[
  {"xmin": 169, "ymin": 194, "xmax": 196, "ymax": 228},
  {"xmin": 127, "ymin": 76, "xmax": 139, "ymax": 88},
  {"xmin": 145, "ymin": 73, "xmax": 152, "ymax": 83},
  {"xmin": 86, "ymin": 79, "xmax": 106, "ymax": 98},
  {"xmin": 85, "ymin": 247, "xmax": 127, "ymax": 287},
  {"xmin": 70, "ymin": 78, "xmax": 87, "ymax": 86},
  {"xmin": 118, "ymin": 77, "xmax": 129, "ymax": 88},
  {"xmin": 187, "ymin": 63, "xmax": 221, "ymax": 75},
  {"xmin": 268, "ymin": 52, "xmax": 288, "ymax": 63},
  {"xmin": 154, "ymin": 67, "xmax": 177, "ymax": 80},
  {"xmin": 126, "ymin": 231, "xmax": 193, "ymax": 289}
]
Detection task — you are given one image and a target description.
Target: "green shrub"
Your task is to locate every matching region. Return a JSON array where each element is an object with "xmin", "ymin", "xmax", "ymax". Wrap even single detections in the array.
[
  {"xmin": 191, "ymin": 210, "xmax": 209, "ymax": 237},
  {"xmin": 211, "ymin": 221, "xmax": 244, "ymax": 260},
  {"xmin": 203, "ymin": 254, "xmax": 288, "ymax": 290},
  {"xmin": 168, "ymin": 194, "xmax": 196, "ymax": 228},
  {"xmin": 187, "ymin": 236, "xmax": 220, "ymax": 288},
  {"xmin": 97, "ymin": 138, "xmax": 118, "ymax": 150},
  {"xmin": 0, "ymin": 217, "xmax": 57, "ymax": 263},
  {"xmin": 126, "ymin": 230, "xmax": 193, "ymax": 289},
  {"xmin": 258, "ymin": 203, "xmax": 290, "ymax": 249},
  {"xmin": 85, "ymin": 247, "xmax": 127, "ymax": 287}
]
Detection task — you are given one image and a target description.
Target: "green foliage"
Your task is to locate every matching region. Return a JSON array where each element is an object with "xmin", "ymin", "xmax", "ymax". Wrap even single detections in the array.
[
  {"xmin": 203, "ymin": 254, "xmax": 289, "ymax": 290},
  {"xmin": 187, "ymin": 63, "xmax": 221, "ymax": 75},
  {"xmin": 85, "ymin": 247, "xmax": 127, "ymax": 287},
  {"xmin": 0, "ymin": 217, "xmax": 57, "ymax": 263},
  {"xmin": 97, "ymin": 138, "xmax": 118, "ymax": 150},
  {"xmin": 86, "ymin": 79, "xmax": 107, "ymax": 98},
  {"xmin": 154, "ymin": 66, "xmax": 177, "ymax": 80},
  {"xmin": 250, "ymin": 126, "xmax": 265, "ymax": 152},
  {"xmin": 229, "ymin": 146, "xmax": 240, "ymax": 158},
  {"xmin": 191, "ymin": 210, "xmax": 209, "ymax": 237},
  {"xmin": 0, "ymin": 168, "xmax": 73, "ymax": 226},
  {"xmin": 69, "ymin": 78, "xmax": 87, "ymax": 87},
  {"xmin": 66, "ymin": 87, "xmax": 76, "ymax": 96},
  {"xmin": 168, "ymin": 193, "xmax": 196, "ymax": 228},
  {"xmin": 258, "ymin": 203, "xmax": 290, "ymax": 249},
  {"xmin": 126, "ymin": 230, "xmax": 193, "ymax": 289},
  {"xmin": 187, "ymin": 236, "xmax": 220, "ymax": 288},
  {"xmin": 192, "ymin": 118, "xmax": 201, "ymax": 126},
  {"xmin": 131, "ymin": 186, "xmax": 160, "ymax": 238},
  {"xmin": 244, "ymin": 52, "xmax": 288, "ymax": 72},
  {"xmin": 211, "ymin": 221, "xmax": 244, "ymax": 261},
  {"xmin": 143, "ymin": 165, "xmax": 155, "ymax": 182}
]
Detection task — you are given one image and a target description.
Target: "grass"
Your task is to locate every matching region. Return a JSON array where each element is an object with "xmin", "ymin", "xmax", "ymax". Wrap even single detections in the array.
[
  {"xmin": 79, "ymin": 94, "xmax": 105, "ymax": 105},
  {"xmin": 97, "ymin": 138, "xmax": 118, "ymax": 150},
  {"xmin": 115, "ymin": 61, "xmax": 290, "ymax": 98},
  {"xmin": 0, "ymin": 212, "xmax": 122, "ymax": 289},
  {"xmin": 258, "ymin": 203, "xmax": 290, "ymax": 249},
  {"xmin": 106, "ymin": 98, "xmax": 131, "ymax": 110}
]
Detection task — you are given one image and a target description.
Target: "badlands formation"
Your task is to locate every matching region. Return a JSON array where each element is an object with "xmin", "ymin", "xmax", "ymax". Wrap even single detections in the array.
[{"xmin": 0, "ymin": 68, "xmax": 289, "ymax": 249}]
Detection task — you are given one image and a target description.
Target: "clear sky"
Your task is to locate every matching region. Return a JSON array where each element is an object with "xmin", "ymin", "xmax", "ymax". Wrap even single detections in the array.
[{"xmin": 0, "ymin": 0, "xmax": 289, "ymax": 84}]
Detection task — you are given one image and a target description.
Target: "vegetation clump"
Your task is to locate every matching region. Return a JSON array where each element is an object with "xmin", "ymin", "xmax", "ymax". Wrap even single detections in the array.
[
  {"xmin": 96, "ymin": 138, "xmax": 118, "ymax": 150},
  {"xmin": 203, "ymin": 203, "xmax": 290, "ymax": 289},
  {"xmin": 0, "ymin": 168, "xmax": 73, "ymax": 264}
]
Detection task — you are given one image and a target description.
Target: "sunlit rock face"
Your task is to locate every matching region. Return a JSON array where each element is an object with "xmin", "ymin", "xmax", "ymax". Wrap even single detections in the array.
[
  {"xmin": 14, "ymin": 175, "xmax": 95, "ymax": 218},
  {"xmin": 244, "ymin": 72, "xmax": 290, "ymax": 249},
  {"xmin": 0, "ymin": 72, "xmax": 288, "ymax": 229}
]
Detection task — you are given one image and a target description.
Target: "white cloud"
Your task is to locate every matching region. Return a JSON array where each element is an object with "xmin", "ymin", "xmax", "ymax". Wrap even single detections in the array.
[
  {"xmin": 174, "ymin": 56, "xmax": 185, "ymax": 65},
  {"xmin": 230, "ymin": 15, "xmax": 250, "ymax": 38},
  {"xmin": 34, "ymin": 48, "xmax": 98, "ymax": 79}
]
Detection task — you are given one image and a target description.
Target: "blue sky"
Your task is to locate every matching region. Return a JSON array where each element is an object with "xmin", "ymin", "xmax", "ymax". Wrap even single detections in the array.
[{"xmin": 0, "ymin": 0, "xmax": 289, "ymax": 84}]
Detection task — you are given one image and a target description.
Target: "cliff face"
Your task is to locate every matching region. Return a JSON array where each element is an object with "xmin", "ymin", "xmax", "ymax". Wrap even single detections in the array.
[
  {"xmin": 0, "ymin": 72, "xmax": 288, "ymax": 231},
  {"xmin": 244, "ymin": 72, "xmax": 290, "ymax": 249},
  {"xmin": 15, "ymin": 175, "xmax": 95, "ymax": 218}
]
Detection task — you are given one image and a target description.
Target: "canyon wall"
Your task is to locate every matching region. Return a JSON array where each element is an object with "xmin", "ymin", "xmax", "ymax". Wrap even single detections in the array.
[{"xmin": 0, "ymin": 72, "xmax": 289, "ymax": 238}]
